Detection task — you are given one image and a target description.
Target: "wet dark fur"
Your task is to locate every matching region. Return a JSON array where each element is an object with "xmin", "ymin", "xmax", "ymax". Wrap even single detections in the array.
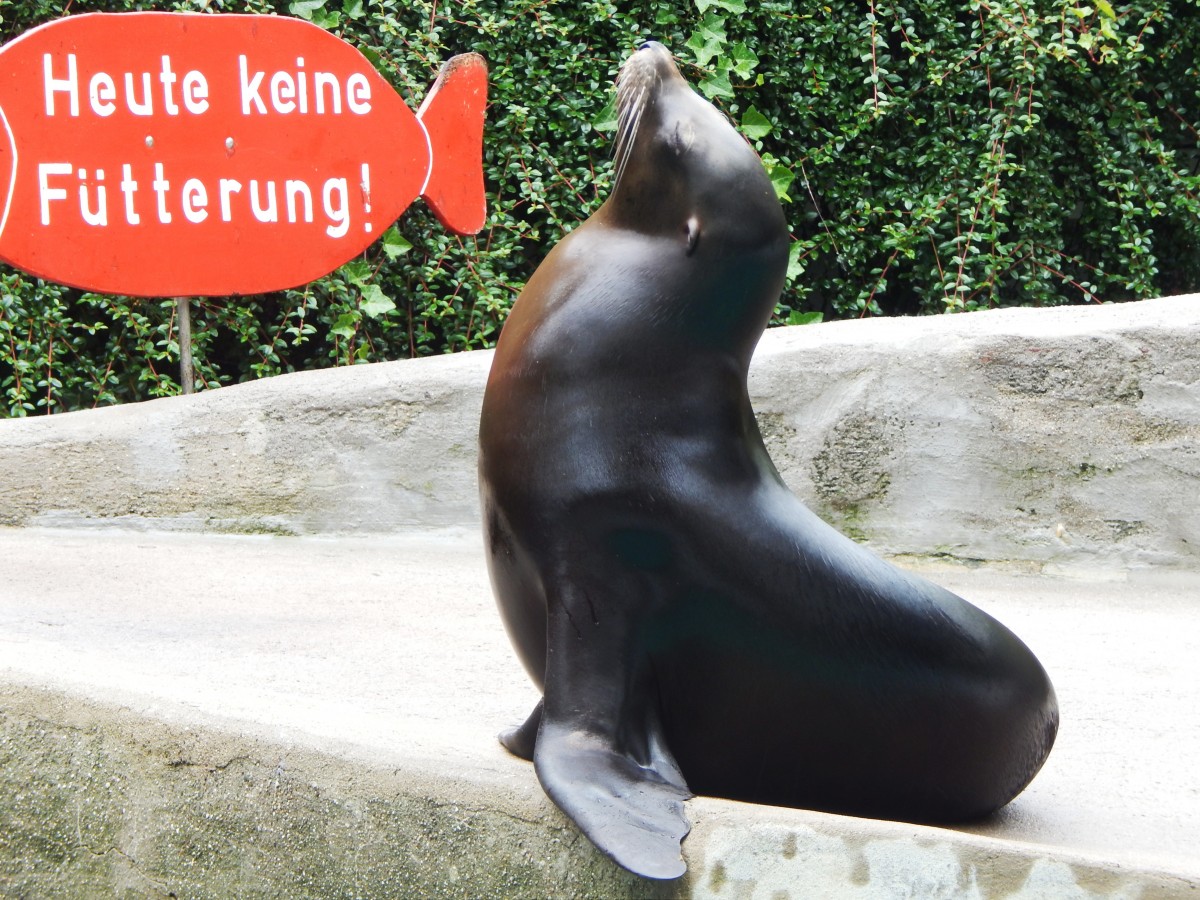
[{"xmin": 478, "ymin": 42, "xmax": 1058, "ymax": 880}]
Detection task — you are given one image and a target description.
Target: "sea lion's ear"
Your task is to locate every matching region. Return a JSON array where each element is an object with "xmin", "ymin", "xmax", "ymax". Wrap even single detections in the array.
[{"xmin": 685, "ymin": 216, "xmax": 701, "ymax": 256}]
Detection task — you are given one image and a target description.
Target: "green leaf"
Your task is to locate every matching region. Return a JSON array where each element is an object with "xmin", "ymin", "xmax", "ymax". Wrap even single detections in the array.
[
  {"xmin": 786, "ymin": 241, "xmax": 805, "ymax": 282},
  {"xmin": 591, "ymin": 96, "xmax": 618, "ymax": 133},
  {"xmin": 787, "ymin": 311, "xmax": 823, "ymax": 326},
  {"xmin": 330, "ymin": 312, "xmax": 358, "ymax": 339},
  {"xmin": 695, "ymin": 0, "xmax": 747, "ymax": 12},
  {"xmin": 381, "ymin": 227, "xmax": 413, "ymax": 260},
  {"xmin": 288, "ymin": 0, "xmax": 325, "ymax": 20},
  {"xmin": 311, "ymin": 8, "xmax": 341, "ymax": 29},
  {"xmin": 360, "ymin": 46, "xmax": 385, "ymax": 73},
  {"xmin": 360, "ymin": 285, "xmax": 396, "ymax": 319},
  {"xmin": 342, "ymin": 0, "xmax": 364, "ymax": 18},
  {"xmin": 763, "ymin": 156, "xmax": 795, "ymax": 202},
  {"xmin": 685, "ymin": 14, "xmax": 727, "ymax": 68},
  {"xmin": 728, "ymin": 43, "xmax": 759, "ymax": 79},
  {"xmin": 341, "ymin": 259, "xmax": 371, "ymax": 287},
  {"xmin": 699, "ymin": 68, "xmax": 735, "ymax": 100},
  {"xmin": 740, "ymin": 106, "xmax": 772, "ymax": 140},
  {"xmin": 1095, "ymin": 0, "xmax": 1115, "ymax": 18}
]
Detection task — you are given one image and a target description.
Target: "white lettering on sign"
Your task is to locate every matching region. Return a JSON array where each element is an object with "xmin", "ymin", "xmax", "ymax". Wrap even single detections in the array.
[
  {"xmin": 220, "ymin": 179, "xmax": 241, "ymax": 221},
  {"xmin": 125, "ymin": 71, "xmax": 152, "ymax": 116},
  {"xmin": 38, "ymin": 159, "xmax": 361, "ymax": 237},
  {"xmin": 33, "ymin": 47, "xmax": 380, "ymax": 243},
  {"xmin": 89, "ymin": 73, "xmax": 116, "ymax": 117},
  {"xmin": 250, "ymin": 180, "xmax": 277, "ymax": 223},
  {"xmin": 323, "ymin": 178, "xmax": 349, "ymax": 237},
  {"xmin": 286, "ymin": 180, "xmax": 312, "ymax": 224},
  {"xmin": 239, "ymin": 55, "xmax": 372, "ymax": 115},
  {"xmin": 182, "ymin": 71, "xmax": 209, "ymax": 114},
  {"xmin": 43, "ymin": 54, "xmax": 80, "ymax": 117},
  {"xmin": 43, "ymin": 53, "xmax": 210, "ymax": 118},
  {"xmin": 38, "ymin": 163, "xmax": 72, "ymax": 224},
  {"xmin": 239, "ymin": 56, "xmax": 266, "ymax": 115},
  {"xmin": 78, "ymin": 167, "xmax": 107, "ymax": 226},
  {"xmin": 153, "ymin": 163, "xmax": 172, "ymax": 224},
  {"xmin": 160, "ymin": 55, "xmax": 180, "ymax": 115},
  {"xmin": 182, "ymin": 178, "xmax": 208, "ymax": 223},
  {"xmin": 120, "ymin": 165, "xmax": 141, "ymax": 225},
  {"xmin": 42, "ymin": 50, "xmax": 374, "ymax": 122}
]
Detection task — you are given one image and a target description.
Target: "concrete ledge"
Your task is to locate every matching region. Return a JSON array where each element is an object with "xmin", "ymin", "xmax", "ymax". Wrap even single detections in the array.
[
  {"xmin": 2, "ymin": 528, "xmax": 1198, "ymax": 897},
  {"xmin": 0, "ymin": 347, "xmax": 486, "ymax": 534},
  {"xmin": 5, "ymin": 687, "xmax": 1196, "ymax": 900},
  {"xmin": 750, "ymin": 295, "xmax": 1200, "ymax": 574},
  {"xmin": 3, "ymin": 298, "xmax": 1199, "ymax": 895},
  {"xmin": 2, "ymin": 296, "xmax": 1198, "ymax": 572}
]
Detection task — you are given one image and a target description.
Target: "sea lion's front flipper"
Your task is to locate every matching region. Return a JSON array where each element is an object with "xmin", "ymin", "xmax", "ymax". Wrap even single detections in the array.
[
  {"xmin": 535, "ymin": 718, "xmax": 692, "ymax": 880},
  {"xmin": 533, "ymin": 581, "xmax": 692, "ymax": 880}
]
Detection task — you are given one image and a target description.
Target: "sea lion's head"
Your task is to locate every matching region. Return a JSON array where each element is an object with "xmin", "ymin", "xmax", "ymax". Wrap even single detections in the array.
[{"xmin": 604, "ymin": 42, "xmax": 786, "ymax": 258}]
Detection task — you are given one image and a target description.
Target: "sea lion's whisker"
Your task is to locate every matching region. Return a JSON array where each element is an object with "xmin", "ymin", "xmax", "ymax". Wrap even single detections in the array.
[{"xmin": 613, "ymin": 82, "xmax": 648, "ymax": 189}]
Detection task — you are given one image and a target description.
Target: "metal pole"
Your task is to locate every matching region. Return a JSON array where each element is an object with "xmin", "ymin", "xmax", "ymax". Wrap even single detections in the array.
[{"xmin": 176, "ymin": 297, "xmax": 195, "ymax": 395}]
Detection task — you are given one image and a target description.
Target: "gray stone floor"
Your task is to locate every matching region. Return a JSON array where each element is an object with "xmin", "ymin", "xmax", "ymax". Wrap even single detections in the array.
[{"xmin": 2, "ymin": 526, "xmax": 1197, "ymax": 892}]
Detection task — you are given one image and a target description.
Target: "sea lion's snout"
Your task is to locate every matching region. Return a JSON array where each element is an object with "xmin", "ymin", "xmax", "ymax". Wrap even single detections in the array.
[{"xmin": 621, "ymin": 39, "xmax": 682, "ymax": 87}]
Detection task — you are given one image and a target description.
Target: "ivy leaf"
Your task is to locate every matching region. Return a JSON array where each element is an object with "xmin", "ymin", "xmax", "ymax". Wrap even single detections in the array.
[
  {"xmin": 381, "ymin": 227, "xmax": 413, "ymax": 260},
  {"xmin": 728, "ymin": 43, "xmax": 759, "ymax": 79},
  {"xmin": 341, "ymin": 259, "xmax": 371, "ymax": 287},
  {"xmin": 312, "ymin": 7, "xmax": 341, "ymax": 28},
  {"xmin": 360, "ymin": 46, "xmax": 385, "ymax": 74},
  {"xmin": 288, "ymin": 0, "xmax": 326, "ymax": 20},
  {"xmin": 591, "ymin": 96, "xmax": 618, "ymax": 133},
  {"xmin": 330, "ymin": 312, "xmax": 358, "ymax": 339},
  {"xmin": 787, "ymin": 310, "xmax": 823, "ymax": 325},
  {"xmin": 761, "ymin": 153, "xmax": 795, "ymax": 202},
  {"xmin": 699, "ymin": 68, "xmax": 735, "ymax": 100},
  {"xmin": 786, "ymin": 241, "xmax": 806, "ymax": 282},
  {"xmin": 685, "ymin": 14, "xmax": 727, "ymax": 68},
  {"xmin": 695, "ymin": 0, "xmax": 748, "ymax": 12},
  {"xmin": 360, "ymin": 285, "xmax": 396, "ymax": 319},
  {"xmin": 342, "ymin": 0, "xmax": 364, "ymax": 18},
  {"xmin": 740, "ymin": 105, "xmax": 773, "ymax": 140}
]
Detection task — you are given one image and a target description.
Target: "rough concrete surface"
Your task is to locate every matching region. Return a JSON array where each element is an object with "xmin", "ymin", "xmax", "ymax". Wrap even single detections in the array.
[
  {"xmin": 2, "ymin": 296, "xmax": 1199, "ymax": 572},
  {"xmin": 748, "ymin": 295, "xmax": 1200, "ymax": 575},
  {"xmin": 0, "ymin": 345, "xmax": 486, "ymax": 535},
  {"xmin": 3, "ymin": 296, "xmax": 1200, "ymax": 897},
  {"xmin": 2, "ymin": 528, "xmax": 1198, "ymax": 898}
]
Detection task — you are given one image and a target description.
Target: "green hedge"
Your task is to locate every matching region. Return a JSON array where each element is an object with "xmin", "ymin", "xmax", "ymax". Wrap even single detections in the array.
[{"xmin": 2, "ymin": 0, "xmax": 1198, "ymax": 414}]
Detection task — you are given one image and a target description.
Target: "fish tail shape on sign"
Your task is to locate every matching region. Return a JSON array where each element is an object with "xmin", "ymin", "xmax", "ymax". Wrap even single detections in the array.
[
  {"xmin": 0, "ymin": 13, "xmax": 487, "ymax": 297},
  {"xmin": 417, "ymin": 52, "xmax": 487, "ymax": 236}
]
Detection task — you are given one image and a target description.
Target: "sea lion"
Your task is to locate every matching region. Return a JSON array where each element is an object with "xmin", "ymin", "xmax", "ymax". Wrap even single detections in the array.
[{"xmin": 477, "ymin": 41, "xmax": 1058, "ymax": 880}]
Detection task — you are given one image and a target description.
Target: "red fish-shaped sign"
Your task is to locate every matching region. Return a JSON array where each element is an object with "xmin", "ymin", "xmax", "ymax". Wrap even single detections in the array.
[{"xmin": 0, "ymin": 13, "xmax": 487, "ymax": 296}]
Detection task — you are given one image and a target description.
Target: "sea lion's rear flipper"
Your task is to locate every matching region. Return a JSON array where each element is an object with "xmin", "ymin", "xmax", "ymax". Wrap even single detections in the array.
[
  {"xmin": 533, "ymin": 580, "xmax": 692, "ymax": 880},
  {"xmin": 499, "ymin": 698, "xmax": 542, "ymax": 760}
]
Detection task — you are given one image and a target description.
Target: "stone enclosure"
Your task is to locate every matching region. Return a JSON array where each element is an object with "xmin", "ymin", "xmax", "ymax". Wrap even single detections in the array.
[
  {"xmin": 2, "ymin": 295, "xmax": 1199, "ymax": 898},
  {"xmin": 2, "ymin": 295, "xmax": 1198, "ymax": 574}
]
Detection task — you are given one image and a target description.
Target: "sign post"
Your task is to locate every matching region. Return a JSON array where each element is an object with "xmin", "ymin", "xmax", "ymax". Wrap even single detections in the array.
[{"xmin": 176, "ymin": 298, "xmax": 194, "ymax": 394}]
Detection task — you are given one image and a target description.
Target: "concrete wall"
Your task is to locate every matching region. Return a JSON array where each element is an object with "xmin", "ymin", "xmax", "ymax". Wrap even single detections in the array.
[
  {"xmin": 2, "ymin": 295, "xmax": 1198, "ymax": 571},
  {"xmin": 4, "ymin": 684, "xmax": 1193, "ymax": 899}
]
